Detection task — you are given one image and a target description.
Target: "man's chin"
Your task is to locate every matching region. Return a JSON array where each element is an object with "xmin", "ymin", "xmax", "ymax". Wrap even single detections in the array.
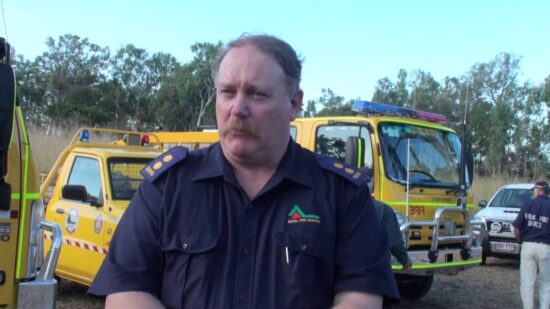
[{"xmin": 221, "ymin": 139, "xmax": 256, "ymax": 158}]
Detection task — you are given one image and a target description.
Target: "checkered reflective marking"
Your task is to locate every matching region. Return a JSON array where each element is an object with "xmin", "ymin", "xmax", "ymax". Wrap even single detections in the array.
[{"xmin": 44, "ymin": 232, "xmax": 108, "ymax": 255}]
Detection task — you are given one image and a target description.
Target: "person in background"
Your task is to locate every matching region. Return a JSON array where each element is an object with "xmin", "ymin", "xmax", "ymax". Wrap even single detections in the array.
[
  {"xmin": 366, "ymin": 172, "xmax": 412, "ymax": 270},
  {"xmin": 513, "ymin": 180, "xmax": 550, "ymax": 309},
  {"xmin": 373, "ymin": 199, "xmax": 413, "ymax": 270},
  {"xmin": 88, "ymin": 33, "xmax": 399, "ymax": 308}
]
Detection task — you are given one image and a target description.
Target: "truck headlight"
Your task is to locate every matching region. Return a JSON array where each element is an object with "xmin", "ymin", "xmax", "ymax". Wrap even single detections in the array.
[{"xmin": 490, "ymin": 221, "xmax": 502, "ymax": 233}]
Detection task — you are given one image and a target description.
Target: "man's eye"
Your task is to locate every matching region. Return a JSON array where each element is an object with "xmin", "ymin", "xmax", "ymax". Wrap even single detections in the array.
[
  {"xmin": 251, "ymin": 92, "xmax": 269, "ymax": 100},
  {"xmin": 219, "ymin": 89, "xmax": 235, "ymax": 96}
]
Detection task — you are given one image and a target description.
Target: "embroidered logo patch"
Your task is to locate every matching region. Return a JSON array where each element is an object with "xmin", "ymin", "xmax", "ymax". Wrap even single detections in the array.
[{"xmin": 288, "ymin": 205, "xmax": 320, "ymax": 224}]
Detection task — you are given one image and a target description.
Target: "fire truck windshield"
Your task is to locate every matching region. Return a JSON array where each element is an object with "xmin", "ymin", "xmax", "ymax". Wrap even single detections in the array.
[{"xmin": 379, "ymin": 122, "xmax": 462, "ymax": 187}]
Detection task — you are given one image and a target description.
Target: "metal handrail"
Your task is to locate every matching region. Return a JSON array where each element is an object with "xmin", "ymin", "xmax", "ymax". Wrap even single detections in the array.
[{"xmin": 37, "ymin": 220, "xmax": 62, "ymax": 281}]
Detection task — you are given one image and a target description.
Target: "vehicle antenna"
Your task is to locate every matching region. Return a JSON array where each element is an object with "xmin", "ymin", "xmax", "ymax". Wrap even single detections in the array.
[
  {"xmin": 457, "ymin": 82, "xmax": 469, "ymax": 209},
  {"xmin": 0, "ymin": 0, "xmax": 8, "ymax": 41}
]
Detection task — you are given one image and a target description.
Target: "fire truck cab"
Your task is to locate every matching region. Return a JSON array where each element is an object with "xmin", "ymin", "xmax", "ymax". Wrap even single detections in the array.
[{"xmin": 0, "ymin": 38, "xmax": 62, "ymax": 309}]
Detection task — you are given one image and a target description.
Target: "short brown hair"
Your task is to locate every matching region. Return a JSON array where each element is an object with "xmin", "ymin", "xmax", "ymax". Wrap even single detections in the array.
[{"xmin": 212, "ymin": 34, "xmax": 303, "ymax": 94}]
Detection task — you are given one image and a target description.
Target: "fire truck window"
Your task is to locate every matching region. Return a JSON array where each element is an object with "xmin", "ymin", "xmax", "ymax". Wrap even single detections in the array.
[
  {"xmin": 315, "ymin": 125, "xmax": 373, "ymax": 168},
  {"xmin": 67, "ymin": 156, "xmax": 101, "ymax": 201},
  {"xmin": 108, "ymin": 157, "xmax": 152, "ymax": 200}
]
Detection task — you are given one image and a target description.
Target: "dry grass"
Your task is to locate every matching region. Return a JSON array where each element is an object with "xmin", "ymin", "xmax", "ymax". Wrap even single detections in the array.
[
  {"xmin": 471, "ymin": 174, "xmax": 534, "ymax": 213},
  {"xmin": 28, "ymin": 125, "xmax": 76, "ymax": 175},
  {"xmin": 28, "ymin": 125, "xmax": 129, "ymax": 175}
]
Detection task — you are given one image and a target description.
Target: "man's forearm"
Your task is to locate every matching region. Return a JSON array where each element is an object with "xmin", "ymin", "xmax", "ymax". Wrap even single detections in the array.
[
  {"xmin": 106, "ymin": 291, "xmax": 164, "ymax": 309},
  {"xmin": 514, "ymin": 228, "xmax": 521, "ymax": 242}
]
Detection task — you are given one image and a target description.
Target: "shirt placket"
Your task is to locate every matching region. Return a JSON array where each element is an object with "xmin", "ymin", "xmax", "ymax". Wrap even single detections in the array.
[{"xmin": 233, "ymin": 201, "xmax": 257, "ymax": 308}]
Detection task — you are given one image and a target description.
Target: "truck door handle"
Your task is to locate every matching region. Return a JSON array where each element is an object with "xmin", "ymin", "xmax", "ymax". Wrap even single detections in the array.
[{"xmin": 56, "ymin": 208, "xmax": 65, "ymax": 214}]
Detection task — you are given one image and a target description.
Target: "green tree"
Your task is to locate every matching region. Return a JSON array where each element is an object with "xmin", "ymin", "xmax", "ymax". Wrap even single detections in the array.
[
  {"xmin": 157, "ymin": 42, "xmax": 221, "ymax": 130},
  {"xmin": 34, "ymin": 34, "xmax": 110, "ymax": 129},
  {"xmin": 13, "ymin": 55, "xmax": 47, "ymax": 125},
  {"xmin": 111, "ymin": 44, "xmax": 151, "ymax": 129},
  {"xmin": 408, "ymin": 70, "xmax": 440, "ymax": 112},
  {"xmin": 372, "ymin": 69, "xmax": 409, "ymax": 106},
  {"xmin": 303, "ymin": 99, "xmax": 317, "ymax": 117},
  {"xmin": 467, "ymin": 53, "xmax": 523, "ymax": 176},
  {"xmin": 316, "ymin": 88, "xmax": 353, "ymax": 116}
]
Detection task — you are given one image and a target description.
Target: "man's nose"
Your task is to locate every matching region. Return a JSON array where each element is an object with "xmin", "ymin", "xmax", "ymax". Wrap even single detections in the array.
[{"xmin": 230, "ymin": 93, "xmax": 249, "ymax": 118}]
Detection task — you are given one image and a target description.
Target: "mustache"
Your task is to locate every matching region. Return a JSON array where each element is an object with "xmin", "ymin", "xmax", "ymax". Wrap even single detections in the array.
[{"xmin": 221, "ymin": 118, "xmax": 260, "ymax": 138}]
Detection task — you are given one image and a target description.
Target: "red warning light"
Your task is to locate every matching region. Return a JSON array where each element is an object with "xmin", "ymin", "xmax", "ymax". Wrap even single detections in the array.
[{"xmin": 140, "ymin": 135, "xmax": 150, "ymax": 146}]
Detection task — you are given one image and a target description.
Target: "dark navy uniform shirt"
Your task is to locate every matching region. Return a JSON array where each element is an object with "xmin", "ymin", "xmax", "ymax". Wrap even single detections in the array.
[
  {"xmin": 513, "ymin": 195, "xmax": 550, "ymax": 245},
  {"xmin": 89, "ymin": 140, "xmax": 399, "ymax": 308}
]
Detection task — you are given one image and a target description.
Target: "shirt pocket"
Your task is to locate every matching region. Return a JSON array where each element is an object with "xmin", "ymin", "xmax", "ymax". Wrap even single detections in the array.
[
  {"xmin": 275, "ymin": 231, "xmax": 334, "ymax": 308},
  {"xmin": 160, "ymin": 232, "xmax": 218, "ymax": 309}
]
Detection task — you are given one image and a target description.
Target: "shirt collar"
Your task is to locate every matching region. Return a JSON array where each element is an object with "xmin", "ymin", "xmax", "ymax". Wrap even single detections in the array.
[
  {"xmin": 192, "ymin": 143, "xmax": 231, "ymax": 182},
  {"xmin": 192, "ymin": 140, "xmax": 315, "ymax": 189},
  {"xmin": 275, "ymin": 139, "xmax": 315, "ymax": 188}
]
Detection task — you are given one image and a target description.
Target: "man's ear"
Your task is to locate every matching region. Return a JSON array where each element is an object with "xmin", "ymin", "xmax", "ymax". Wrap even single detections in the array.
[{"xmin": 289, "ymin": 89, "xmax": 303, "ymax": 120}]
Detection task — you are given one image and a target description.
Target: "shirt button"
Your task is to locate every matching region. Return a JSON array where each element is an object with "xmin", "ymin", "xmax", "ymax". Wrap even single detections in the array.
[
  {"xmin": 242, "ymin": 248, "xmax": 249, "ymax": 255},
  {"xmin": 182, "ymin": 243, "xmax": 188, "ymax": 250},
  {"xmin": 300, "ymin": 244, "xmax": 308, "ymax": 251},
  {"xmin": 238, "ymin": 294, "xmax": 245, "ymax": 301}
]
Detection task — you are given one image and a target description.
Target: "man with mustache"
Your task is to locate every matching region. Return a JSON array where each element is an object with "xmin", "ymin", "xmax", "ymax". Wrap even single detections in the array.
[{"xmin": 89, "ymin": 34, "xmax": 399, "ymax": 308}]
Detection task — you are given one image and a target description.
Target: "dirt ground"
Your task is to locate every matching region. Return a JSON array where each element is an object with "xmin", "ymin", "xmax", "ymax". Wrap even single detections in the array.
[{"xmin": 56, "ymin": 257, "xmax": 522, "ymax": 309}]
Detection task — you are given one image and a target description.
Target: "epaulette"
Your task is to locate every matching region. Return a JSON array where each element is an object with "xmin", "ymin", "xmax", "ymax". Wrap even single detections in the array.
[
  {"xmin": 141, "ymin": 146, "xmax": 189, "ymax": 182},
  {"xmin": 317, "ymin": 156, "xmax": 368, "ymax": 186}
]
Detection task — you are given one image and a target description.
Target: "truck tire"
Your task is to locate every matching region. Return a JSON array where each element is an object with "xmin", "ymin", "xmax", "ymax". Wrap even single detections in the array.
[{"xmin": 395, "ymin": 274, "xmax": 434, "ymax": 300}]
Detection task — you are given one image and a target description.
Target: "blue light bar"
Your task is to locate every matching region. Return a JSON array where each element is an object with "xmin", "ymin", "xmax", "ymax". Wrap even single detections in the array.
[
  {"xmin": 352, "ymin": 101, "xmax": 447, "ymax": 124},
  {"xmin": 79, "ymin": 130, "xmax": 90, "ymax": 142}
]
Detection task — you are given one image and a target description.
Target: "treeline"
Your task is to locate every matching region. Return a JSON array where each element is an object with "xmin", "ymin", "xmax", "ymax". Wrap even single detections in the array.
[
  {"xmin": 15, "ymin": 34, "xmax": 220, "ymax": 132},
  {"xmin": 13, "ymin": 34, "xmax": 550, "ymax": 178}
]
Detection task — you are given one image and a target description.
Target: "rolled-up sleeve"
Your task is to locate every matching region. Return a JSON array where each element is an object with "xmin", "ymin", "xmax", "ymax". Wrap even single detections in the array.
[
  {"xmin": 88, "ymin": 179, "xmax": 164, "ymax": 297},
  {"xmin": 334, "ymin": 184, "xmax": 400, "ymax": 302}
]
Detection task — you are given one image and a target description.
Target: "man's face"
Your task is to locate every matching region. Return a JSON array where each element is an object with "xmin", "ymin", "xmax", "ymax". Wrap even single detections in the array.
[{"xmin": 215, "ymin": 45, "xmax": 302, "ymax": 166}]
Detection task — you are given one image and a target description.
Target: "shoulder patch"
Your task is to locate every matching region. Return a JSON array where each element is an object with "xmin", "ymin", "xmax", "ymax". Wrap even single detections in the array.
[
  {"xmin": 141, "ymin": 146, "xmax": 189, "ymax": 182},
  {"xmin": 317, "ymin": 156, "xmax": 368, "ymax": 186}
]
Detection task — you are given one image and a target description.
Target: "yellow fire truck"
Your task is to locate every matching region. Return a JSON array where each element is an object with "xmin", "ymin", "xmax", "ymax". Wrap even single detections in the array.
[
  {"xmin": 0, "ymin": 38, "xmax": 62, "ymax": 308},
  {"xmin": 40, "ymin": 128, "xmax": 163, "ymax": 286},
  {"xmin": 144, "ymin": 101, "xmax": 485, "ymax": 299}
]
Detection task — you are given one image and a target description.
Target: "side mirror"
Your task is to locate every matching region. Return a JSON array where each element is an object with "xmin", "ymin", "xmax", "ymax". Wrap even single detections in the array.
[
  {"xmin": 478, "ymin": 200, "xmax": 488, "ymax": 208},
  {"xmin": 345, "ymin": 136, "xmax": 365, "ymax": 169},
  {"xmin": 62, "ymin": 185, "xmax": 88, "ymax": 202}
]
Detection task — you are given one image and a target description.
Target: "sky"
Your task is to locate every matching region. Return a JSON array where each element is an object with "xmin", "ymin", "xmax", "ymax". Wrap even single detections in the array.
[{"xmin": 1, "ymin": 0, "xmax": 549, "ymax": 103}]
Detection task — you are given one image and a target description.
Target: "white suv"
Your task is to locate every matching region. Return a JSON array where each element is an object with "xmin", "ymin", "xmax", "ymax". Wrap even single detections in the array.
[{"xmin": 475, "ymin": 183, "xmax": 534, "ymax": 263}]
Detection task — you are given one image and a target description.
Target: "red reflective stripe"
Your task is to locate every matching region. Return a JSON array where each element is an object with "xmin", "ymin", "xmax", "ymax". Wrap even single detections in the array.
[{"xmin": 43, "ymin": 232, "xmax": 108, "ymax": 255}]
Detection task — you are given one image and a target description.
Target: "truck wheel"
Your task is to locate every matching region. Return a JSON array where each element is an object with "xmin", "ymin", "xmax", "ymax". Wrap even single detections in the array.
[{"xmin": 395, "ymin": 274, "xmax": 434, "ymax": 300}]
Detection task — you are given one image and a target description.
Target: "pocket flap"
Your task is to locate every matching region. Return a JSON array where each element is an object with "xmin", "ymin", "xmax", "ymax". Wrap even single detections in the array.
[
  {"xmin": 276, "ymin": 231, "xmax": 333, "ymax": 258},
  {"xmin": 161, "ymin": 232, "xmax": 218, "ymax": 254}
]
